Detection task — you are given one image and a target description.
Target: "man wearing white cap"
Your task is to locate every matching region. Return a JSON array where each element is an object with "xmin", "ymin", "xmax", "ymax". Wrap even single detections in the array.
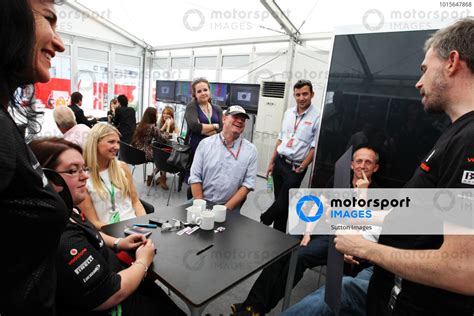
[{"xmin": 189, "ymin": 105, "xmax": 257, "ymax": 211}]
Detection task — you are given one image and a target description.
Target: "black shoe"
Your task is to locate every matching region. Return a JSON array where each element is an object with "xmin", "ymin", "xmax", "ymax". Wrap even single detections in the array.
[
  {"xmin": 230, "ymin": 303, "xmax": 245, "ymax": 314},
  {"xmin": 231, "ymin": 303, "xmax": 260, "ymax": 316}
]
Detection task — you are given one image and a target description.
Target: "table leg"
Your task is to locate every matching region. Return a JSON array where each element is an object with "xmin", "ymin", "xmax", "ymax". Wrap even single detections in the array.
[
  {"xmin": 282, "ymin": 247, "xmax": 298, "ymax": 311},
  {"xmin": 188, "ymin": 302, "xmax": 209, "ymax": 316}
]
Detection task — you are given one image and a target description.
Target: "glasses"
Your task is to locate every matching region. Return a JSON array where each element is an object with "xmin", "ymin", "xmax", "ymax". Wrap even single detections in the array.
[
  {"xmin": 55, "ymin": 165, "xmax": 90, "ymax": 177},
  {"xmin": 354, "ymin": 159, "xmax": 375, "ymax": 166}
]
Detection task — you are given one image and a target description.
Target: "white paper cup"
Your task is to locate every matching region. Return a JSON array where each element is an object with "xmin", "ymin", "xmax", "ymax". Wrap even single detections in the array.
[
  {"xmin": 212, "ymin": 205, "xmax": 227, "ymax": 223},
  {"xmin": 193, "ymin": 199, "xmax": 207, "ymax": 213},
  {"xmin": 200, "ymin": 210, "xmax": 215, "ymax": 230},
  {"xmin": 186, "ymin": 206, "xmax": 202, "ymax": 224}
]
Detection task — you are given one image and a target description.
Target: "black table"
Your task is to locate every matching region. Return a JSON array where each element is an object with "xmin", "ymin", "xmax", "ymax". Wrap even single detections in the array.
[{"xmin": 102, "ymin": 203, "xmax": 300, "ymax": 315}]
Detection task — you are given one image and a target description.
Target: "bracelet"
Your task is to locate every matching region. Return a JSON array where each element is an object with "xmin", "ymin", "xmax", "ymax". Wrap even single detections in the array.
[
  {"xmin": 113, "ymin": 238, "xmax": 122, "ymax": 253},
  {"xmin": 132, "ymin": 260, "xmax": 148, "ymax": 279}
]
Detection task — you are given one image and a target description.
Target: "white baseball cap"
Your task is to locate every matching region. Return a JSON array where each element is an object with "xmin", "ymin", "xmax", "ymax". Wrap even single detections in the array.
[{"xmin": 224, "ymin": 105, "xmax": 250, "ymax": 119}]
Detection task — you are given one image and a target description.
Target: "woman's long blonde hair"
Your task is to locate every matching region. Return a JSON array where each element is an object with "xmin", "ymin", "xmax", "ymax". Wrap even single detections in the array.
[{"xmin": 84, "ymin": 124, "xmax": 131, "ymax": 200}]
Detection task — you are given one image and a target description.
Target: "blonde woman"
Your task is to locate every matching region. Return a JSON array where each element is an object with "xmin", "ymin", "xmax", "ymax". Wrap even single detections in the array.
[{"xmin": 79, "ymin": 123, "xmax": 146, "ymax": 229}]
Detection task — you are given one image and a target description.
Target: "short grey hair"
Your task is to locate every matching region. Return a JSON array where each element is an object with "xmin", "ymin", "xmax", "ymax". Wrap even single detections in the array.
[
  {"xmin": 53, "ymin": 106, "xmax": 76, "ymax": 130},
  {"xmin": 352, "ymin": 146, "xmax": 379, "ymax": 164},
  {"xmin": 424, "ymin": 17, "xmax": 474, "ymax": 73}
]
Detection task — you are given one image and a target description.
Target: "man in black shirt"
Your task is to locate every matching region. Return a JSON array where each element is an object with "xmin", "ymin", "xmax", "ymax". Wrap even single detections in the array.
[
  {"xmin": 113, "ymin": 94, "xmax": 136, "ymax": 144},
  {"xmin": 334, "ymin": 18, "xmax": 474, "ymax": 315},
  {"xmin": 68, "ymin": 91, "xmax": 96, "ymax": 128}
]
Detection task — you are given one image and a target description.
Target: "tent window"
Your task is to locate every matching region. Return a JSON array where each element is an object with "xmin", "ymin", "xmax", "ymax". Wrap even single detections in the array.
[
  {"xmin": 222, "ymin": 55, "xmax": 249, "ymax": 68},
  {"xmin": 78, "ymin": 47, "xmax": 108, "ymax": 62},
  {"xmin": 195, "ymin": 56, "xmax": 217, "ymax": 68},
  {"xmin": 171, "ymin": 57, "xmax": 190, "ymax": 69}
]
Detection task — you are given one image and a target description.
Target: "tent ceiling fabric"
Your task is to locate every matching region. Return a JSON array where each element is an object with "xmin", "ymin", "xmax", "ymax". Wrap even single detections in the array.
[{"xmin": 73, "ymin": 0, "xmax": 458, "ymax": 49}]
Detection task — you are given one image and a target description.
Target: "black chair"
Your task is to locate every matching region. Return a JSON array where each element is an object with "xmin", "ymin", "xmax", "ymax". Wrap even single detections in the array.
[
  {"xmin": 139, "ymin": 198, "xmax": 155, "ymax": 214},
  {"xmin": 147, "ymin": 145, "xmax": 182, "ymax": 206},
  {"xmin": 118, "ymin": 141, "xmax": 148, "ymax": 181}
]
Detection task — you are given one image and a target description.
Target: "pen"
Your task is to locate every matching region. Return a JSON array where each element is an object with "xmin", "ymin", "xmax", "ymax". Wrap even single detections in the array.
[
  {"xmin": 133, "ymin": 223, "xmax": 158, "ymax": 228},
  {"xmin": 196, "ymin": 244, "xmax": 214, "ymax": 255}
]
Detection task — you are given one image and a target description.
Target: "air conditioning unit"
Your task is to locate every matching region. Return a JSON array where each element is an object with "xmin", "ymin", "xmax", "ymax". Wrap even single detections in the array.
[{"xmin": 254, "ymin": 81, "xmax": 287, "ymax": 176}]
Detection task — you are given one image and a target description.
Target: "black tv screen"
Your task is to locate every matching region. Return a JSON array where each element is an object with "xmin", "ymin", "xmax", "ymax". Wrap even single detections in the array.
[
  {"xmin": 156, "ymin": 80, "xmax": 176, "ymax": 102},
  {"xmin": 312, "ymin": 29, "xmax": 450, "ymax": 188},
  {"xmin": 210, "ymin": 82, "xmax": 229, "ymax": 108},
  {"xmin": 174, "ymin": 81, "xmax": 192, "ymax": 104},
  {"xmin": 228, "ymin": 83, "xmax": 260, "ymax": 113}
]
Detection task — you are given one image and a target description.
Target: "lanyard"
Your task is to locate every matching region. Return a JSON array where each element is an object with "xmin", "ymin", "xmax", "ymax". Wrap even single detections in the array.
[
  {"xmin": 110, "ymin": 304, "xmax": 122, "ymax": 316},
  {"xmin": 220, "ymin": 134, "xmax": 243, "ymax": 160},
  {"xmin": 101, "ymin": 178, "xmax": 118, "ymax": 218},
  {"xmin": 293, "ymin": 112, "xmax": 306, "ymax": 136}
]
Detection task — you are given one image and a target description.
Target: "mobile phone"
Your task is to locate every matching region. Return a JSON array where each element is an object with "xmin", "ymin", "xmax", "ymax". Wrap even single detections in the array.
[{"xmin": 124, "ymin": 226, "xmax": 152, "ymax": 237}]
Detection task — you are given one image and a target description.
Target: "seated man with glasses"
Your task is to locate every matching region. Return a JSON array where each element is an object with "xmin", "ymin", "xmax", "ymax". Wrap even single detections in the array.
[{"xmin": 233, "ymin": 146, "xmax": 381, "ymax": 315}]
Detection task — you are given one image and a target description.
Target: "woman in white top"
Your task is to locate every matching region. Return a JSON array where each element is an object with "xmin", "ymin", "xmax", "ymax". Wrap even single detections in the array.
[{"xmin": 79, "ymin": 123, "xmax": 146, "ymax": 229}]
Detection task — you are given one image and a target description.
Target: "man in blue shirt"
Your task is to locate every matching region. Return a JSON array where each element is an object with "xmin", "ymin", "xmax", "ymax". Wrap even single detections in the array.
[
  {"xmin": 261, "ymin": 79, "xmax": 320, "ymax": 232},
  {"xmin": 189, "ymin": 105, "xmax": 257, "ymax": 211}
]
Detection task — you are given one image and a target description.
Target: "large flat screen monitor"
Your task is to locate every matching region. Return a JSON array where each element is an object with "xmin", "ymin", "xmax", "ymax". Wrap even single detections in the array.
[
  {"xmin": 228, "ymin": 83, "xmax": 260, "ymax": 113},
  {"xmin": 156, "ymin": 80, "xmax": 176, "ymax": 102},
  {"xmin": 312, "ymin": 29, "xmax": 450, "ymax": 188},
  {"xmin": 210, "ymin": 82, "xmax": 229, "ymax": 108},
  {"xmin": 174, "ymin": 81, "xmax": 192, "ymax": 104}
]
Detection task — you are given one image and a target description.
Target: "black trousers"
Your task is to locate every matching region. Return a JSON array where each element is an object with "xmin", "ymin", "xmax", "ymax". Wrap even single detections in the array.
[
  {"xmin": 121, "ymin": 279, "xmax": 185, "ymax": 316},
  {"xmin": 260, "ymin": 155, "xmax": 306, "ymax": 232},
  {"xmin": 243, "ymin": 235, "xmax": 330, "ymax": 313}
]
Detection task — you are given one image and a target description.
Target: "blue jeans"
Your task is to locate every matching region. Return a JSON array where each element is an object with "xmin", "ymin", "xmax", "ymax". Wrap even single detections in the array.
[{"xmin": 281, "ymin": 266, "xmax": 374, "ymax": 316}]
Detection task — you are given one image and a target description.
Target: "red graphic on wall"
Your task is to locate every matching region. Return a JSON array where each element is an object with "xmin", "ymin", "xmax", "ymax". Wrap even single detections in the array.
[
  {"xmin": 34, "ymin": 79, "xmax": 137, "ymax": 110},
  {"xmin": 34, "ymin": 78, "xmax": 71, "ymax": 109},
  {"xmin": 115, "ymin": 84, "xmax": 136, "ymax": 104}
]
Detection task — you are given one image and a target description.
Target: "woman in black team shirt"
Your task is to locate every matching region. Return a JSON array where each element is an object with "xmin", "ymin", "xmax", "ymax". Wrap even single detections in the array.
[
  {"xmin": 0, "ymin": 0, "xmax": 67, "ymax": 314},
  {"xmin": 31, "ymin": 137, "xmax": 184, "ymax": 316}
]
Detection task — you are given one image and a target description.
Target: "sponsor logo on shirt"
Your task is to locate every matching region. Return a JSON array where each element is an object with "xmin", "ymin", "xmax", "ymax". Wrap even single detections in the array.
[
  {"xmin": 74, "ymin": 255, "xmax": 94, "ymax": 275},
  {"xmin": 42, "ymin": 173, "xmax": 49, "ymax": 188},
  {"xmin": 425, "ymin": 149, "xmax": 436, "ymax": 162},
  {"xmin": 304, "ymin": 121, "xmax": 312, "ymax": 125},
  {"xmin": 420, "ymin": 162, "xmax": 430, "ymax": 172},
  {"xmin": 461, "ymin": 170, "xmax": 474, "ymax": 185},
  {"xmin": 83, "ymin": 264, "xmax": 101, "ymax": 283},
  {"xmin": 68, "ymin": 248, "xmax": 87, "ymax": 266},
  {"xmin": 70, "ymin": 249, "xmax": 78, "ymax": 256},
  {"xmin": 96, "ymin": 234, "xmax": 104, "ymax": 248},
  {"xmin": 467, "ymin": 157, "xmax": 474, "ymax": 163}
]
